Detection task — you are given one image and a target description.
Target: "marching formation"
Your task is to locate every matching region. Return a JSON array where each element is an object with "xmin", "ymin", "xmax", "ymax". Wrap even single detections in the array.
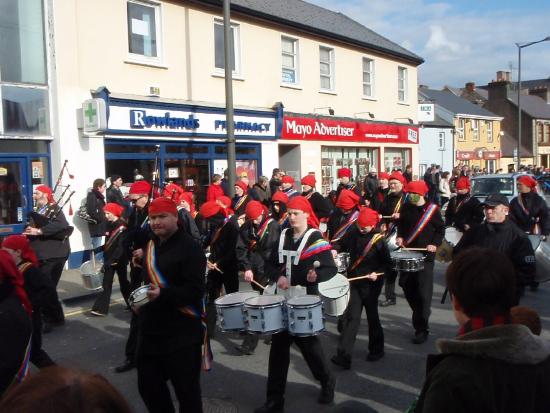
[{"xmin": 1, "ymin": 164, "xmax": 549, "ymax": 413}]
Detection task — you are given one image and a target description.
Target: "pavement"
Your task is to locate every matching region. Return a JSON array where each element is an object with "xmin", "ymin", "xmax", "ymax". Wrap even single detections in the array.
[{"xmin": 44, "ymin": 263, "xmax": 550, "ymax": 413}]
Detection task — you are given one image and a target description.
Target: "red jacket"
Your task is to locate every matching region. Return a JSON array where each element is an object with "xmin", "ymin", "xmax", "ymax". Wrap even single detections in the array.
[{"xmin": 206, "ymin": 184, "xmax": 225, "ymax": 202}]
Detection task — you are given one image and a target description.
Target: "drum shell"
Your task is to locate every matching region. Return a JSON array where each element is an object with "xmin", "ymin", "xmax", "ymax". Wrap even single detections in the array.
[
  {"xmin": 286, "ymin": 295, "xmax": 324, "ymax": 336},
  {"xmin": 244, "ymin": 295, "xmax": 287, "ymax": 334},
  {"xmin": 528, "ymin": 235, "xmax": 550, "ymax": 283},
  {"xmin": 391, "ymin": 251, "xmax": 425, "ymax": 272},
  {"xmin": 318, "ymin": 273, "xmax": 351, "ymax": 317},
  {"xmin": 322, "ymin": 291, "xmax": 350, "ymax": 317},
  {"xmin": 79, "ymin": 260, "xmax": 103, "ymax": 291},
  {"xmin": 334, "ymin": 253, "xmax": 350, "ymax": 273},
  {"xmin": 215, "ymin": 291, "xmax": 259, "ymax": 332},
  {"xmin": 129, "ymin": 286, "xmax": 150, "ymax": 309}
]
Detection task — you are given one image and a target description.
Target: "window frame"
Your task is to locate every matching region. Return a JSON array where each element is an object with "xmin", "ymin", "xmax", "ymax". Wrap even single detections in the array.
[
  {"xmin": 471, "ymin": 119, "xmax": 479, "ymax": 142},
  {"xmin": 126, "ymin": 0, "xmax": 163, "ymax": 64},
  {"xmin": 281, "ymin": 36, "xmax": 299, "ymax": 85},
  {"xmin": 398, "ymin": 66, "xmax": 408, "ymax": 102},
  {"xmin": 457, "ymin": 118, "xmax": 465, "ymax": 142},
  {"xmin": 362, "ymin": 57, "xmax": 375, "ymax": 99},
  {"xmin": 487, "ymin": 121, "xmax": 493, "ymax": 143},
  {"xmin": 319, "ymin": 45, "xmax": 335, "ymax": 92},
  {"xmin": 213, "ymin": 18, "xmax": 242, "ymax": 77},
  {"xmin": 438, "ymin": 132, "xmax": 445, "ymax": 150}
]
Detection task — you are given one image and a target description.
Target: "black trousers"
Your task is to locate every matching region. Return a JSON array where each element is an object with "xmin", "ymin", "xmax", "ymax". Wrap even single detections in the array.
[
  {"xmin": 266, "ymin": 331, "xmax": 332, "ymax": 402},
  {"xmin": 337, "ymin": 282, "xmax": 384, "ymax": 357},
  {"xmin": 137, "ymin": 345, "xmax": 203, "ymax": 413},
  {"xmin": 399, "ymin": 260, "xmax": 435, "ymax": 333},
  {"xmin": 92, "ymin": 262, "xmax": 129, "ymax": 314},
  {"xmin": 383, "ymin": 270, "xmax": 398, "ymax": 301},
  {"xmin": 40, "ymin": 257, "xmax": 67, "ymax": 323},
  {"xmin": 29, "ymin": 310, "xmax": 55, "ymax": 368},
  {"xmin": 206, "ymin": 268, "xmax": 239, "ymax": 337},
  {"xmin": 124, "ymin": 264, "xmax": 143, "ymax": 361}
]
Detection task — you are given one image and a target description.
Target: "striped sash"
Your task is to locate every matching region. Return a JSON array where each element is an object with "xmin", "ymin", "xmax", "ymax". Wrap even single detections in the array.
[
  {"xmin": 349, "ymin": 233, "xmax": 385, "ymax": 272},
  {"xmin": 234, "ymin": 195, "xmax": 248, "ymax": 212},
  {"xmin": 105, "ymin": 225, "xmax": 126, "ymax": 251},
  {"xmin": 17, "ymin": 262, "xmax": 34, "ymax": 275},
  {"xmin": 518, "ymin": 194, "xmax": 540, "ymax": 234},
  {"xmin": 300, "ymin": 238, "xmax": 332, "ymax": 260},
  {"xmin": 209, "ymin": 217, "xmax": 230, "ymax": 247},
  {"xmin": 278, "ymin": 212, "xmax": 289, "ymax": 227},
  {"xmin": 7, "ymin": 337, "xmax": 31, "ymax": 392},
  {"xmin": 248, "ymin": 218, "xmax": 273, "ymax": 251},
  {"xmin": 405, "ymin": 203, "xmax": 439, "ymax": 246},
  {"xmin": 387, "ymin": 193, "xmax": 407, "ymax": 234},
  {"xmin": 331, "ymin": 210, "xmax": 359, "ymax": 242}
]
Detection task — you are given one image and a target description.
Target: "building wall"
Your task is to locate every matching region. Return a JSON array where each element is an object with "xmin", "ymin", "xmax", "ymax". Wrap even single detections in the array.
[
  {"xmin": 419, "ymin": 127, "xmax": 454, "ymax": 173},
  {"xmin": 454, "ymin": 117, "xmax": 502, "ymax": 170}
]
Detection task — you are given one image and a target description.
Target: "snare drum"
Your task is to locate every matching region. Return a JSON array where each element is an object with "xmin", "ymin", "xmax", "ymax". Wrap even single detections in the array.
[
  {"xmin": 244, "ymin": 295, "xmax": 287, "ymax": 335},
  {"xmin": 318, "ymin": 273, "xmax": 350, "ymax": 317},
  {"xmin": 334, "ymin": 253, "xmax": 350, "ymax": 274},
  {"xmin": 215, "ymin": 291, "xmax": 259, "ymax": 332},
  {"xmin": 391, "ymin": 250, "xmax": 425, "ymax": 272},
  {"xmin": 129, "ymin": 285, "xmax": 150, "ymax": 309},
  {"xmin": 286, "ymin": 295, "xmax": 324, "ymax": 336}
]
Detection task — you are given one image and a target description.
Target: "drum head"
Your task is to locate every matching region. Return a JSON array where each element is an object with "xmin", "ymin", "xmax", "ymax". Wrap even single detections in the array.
[
  {"xmin": 445, "ymin": 227, "xmax": 463, "ymax": 246},
  {"xmin": 287, "ymin": 295, "xmax": 320, "ymax": 306},
  {"xmin": 245, "ymin": 295, "xmax": 285, "ymax": 307},
  {"xmin": 130, "ymin": 286, "xmax": 149, "ymax": 302},
  {"xmin": 391, "ymin": 250, "xmax": 424, "ymax": 259},
  {"xmin": 216, "ymin": 291, "xmax": 259, "ymax": 306},
  {"xmin": 318, "ymin": 273, "xmax": 350, "ymax": 298}
]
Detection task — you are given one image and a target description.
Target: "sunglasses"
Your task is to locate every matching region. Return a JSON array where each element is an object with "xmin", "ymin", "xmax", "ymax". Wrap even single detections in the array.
[{"xmin": 130, "ymin": 195, "xmax": 146, "ymax": 204}]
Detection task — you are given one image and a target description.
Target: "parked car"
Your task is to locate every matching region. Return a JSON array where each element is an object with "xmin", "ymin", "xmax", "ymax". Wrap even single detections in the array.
[{"xmin": 471, "ymin": 173, "xmax": 549, "ymax": 205}]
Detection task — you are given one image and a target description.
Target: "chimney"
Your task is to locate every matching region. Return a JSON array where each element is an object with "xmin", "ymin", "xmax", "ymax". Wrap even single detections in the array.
[
  {"xmin": 487, "ymin": 80, "xmax": 509, "ymax": 101},
  {"xmin": 496, "ymin": 71, "xmax": 511, "ymax": 82},
  {"xmin": 465, "ymin": 82, "xmax": 475, "ymax": 92}
]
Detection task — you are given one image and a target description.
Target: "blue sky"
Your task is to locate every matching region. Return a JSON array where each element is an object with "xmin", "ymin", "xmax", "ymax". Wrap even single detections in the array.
[{"xmin": 309, "ymin": 0, "xmax": 550, "ymax": 89}]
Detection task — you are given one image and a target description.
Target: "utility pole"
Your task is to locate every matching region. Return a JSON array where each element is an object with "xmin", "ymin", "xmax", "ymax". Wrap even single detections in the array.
[{"xmin": 223, "ymin": 0, "xmax": 236, "ymax": 197}]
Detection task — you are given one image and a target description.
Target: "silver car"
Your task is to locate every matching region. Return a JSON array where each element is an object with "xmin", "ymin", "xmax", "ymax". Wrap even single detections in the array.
[{"xmin": 470, "ymin": 173, "xmax": 548, "ymax": 205}]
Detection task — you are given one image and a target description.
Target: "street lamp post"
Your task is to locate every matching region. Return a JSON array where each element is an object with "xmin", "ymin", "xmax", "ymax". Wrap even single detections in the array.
[
  {"xmin": 224, "ymin": 0, "xmax": 236, "ymax": 197},
  {"xmin": 516, "ymin": 36, "xmax": 550, "ymax": 171}
]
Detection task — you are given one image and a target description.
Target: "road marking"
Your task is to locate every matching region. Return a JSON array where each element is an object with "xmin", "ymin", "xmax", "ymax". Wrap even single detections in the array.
[{"xmin": 64, "ymin": 298, "xmax": 126, "ymax": 317}]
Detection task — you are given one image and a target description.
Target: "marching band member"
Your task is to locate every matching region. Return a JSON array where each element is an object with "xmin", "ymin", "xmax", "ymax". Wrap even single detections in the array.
[
  {"xmin": 24, "ymin": 184, "xmax": 70, "ymax": 334},
  {"xmin": 379, "ymin": 171, "xmax": 407, "ymax": 307},
  {"xmin": 2, "ymin": 236, "xmax": 55, "ymax": 369},
  {"xmin": 327, "ymin": 189, "xmax": 361, "ymax": 243},
  {"xmin": 173, "ymin": 191, "xmax": 201, "ymax": 242},
  {"xmin": 232, "ymin": 180, "xmax": 251, "ymax": 218},
  {"xmin": 270, "ymin": 191, "xmax": 289, "ymax": 229},
  {"xmin": 91, "ymin": 203, "xmax": 128, "ymax": 316},
  {"xmin": 335, "ymin": 168, "xmax": 362, "ymax": 199},
  {"xmin": 280, "ymin": 175, "xmax": 299, "ymax": 199},
  {"xmin": 200, "ymin": 201, "xmax": 240, "ymax": 338},
  {"xmin": 301, "ymin": 174, "xmax": 332, "ymax": 221},
  {"xmin": 370, "ymin": 171, "xmax": 390, "ymax": 211},
  {"xmin": 395, "ymin": 181, "xmax": 445, "ymax": 344},
  {"xmin": 136, "ymin": 197, "xmax": 207, "ymax": 413},
  {"xmin": 444, "ymin": 176, "xmax": 484, "ymax": 232},
  {"xmin": 255, "ymin": 196, "xmax": 336, "ymax": 413},
  {"xmin": 235, "ymin": 201, "xmax": 281, "ymax": 355},
  {"xmin": 216, "ymin": 195, "xmax": 235, "ymax": 216},
  {"xmin": 331, "ymin": 208, "xmax": 392, "ymax": 369}
]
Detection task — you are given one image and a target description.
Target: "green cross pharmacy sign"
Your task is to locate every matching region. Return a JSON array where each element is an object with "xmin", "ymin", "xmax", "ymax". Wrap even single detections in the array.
[{"xmin": 82, "ymin": 99, "xmax": 107, "ymax": 133}]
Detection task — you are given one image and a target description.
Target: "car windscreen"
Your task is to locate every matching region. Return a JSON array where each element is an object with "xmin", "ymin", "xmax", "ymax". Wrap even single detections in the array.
[{"xmin": 471, "ymin": 177, "xmax": 514, "ymax": 196}]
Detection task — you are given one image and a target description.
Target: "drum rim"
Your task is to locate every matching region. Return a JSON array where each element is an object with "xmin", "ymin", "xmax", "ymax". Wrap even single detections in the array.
[
  {"xmin": 244, "ymin": 295, "xmax": 285, "ymax": 306},
  {"xmin": 286, "ymin": 302, "xmax": 322, "ymax": 309},
  {"xmin": 246, "ymin": 327, "xmax": 287, "ymax": 335},
  {"xmin": 244, "ymin": 302, "xmax": 286, "ymax": 309},
  {"xmin": 215, "ymin": 291, "xmax": 259, "ymax": 306},
  {"xmin": 288, "ymin": 328, "xmax": 325, "ymax": 337}
]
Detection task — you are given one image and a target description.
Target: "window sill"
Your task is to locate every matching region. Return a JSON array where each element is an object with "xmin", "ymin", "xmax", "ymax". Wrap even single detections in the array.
[
  {"xmin": 319, "ymin": 89, "xmax": 337, "ymax": 96},
  {"xmin": 124, "ymin": 59, "xmax": 168, "ymax": 70},
  {"xmin": 280, "ymin": 83, "xmax": 303, "ymax": 90},
  {"xmin": 362, "ymin": 96, "xmax": 377, "ymax": 101},
  {"xmin": 211, "ymin": 72, "xmax": 245, "ymax": 81},
  {"xmin": 397, "ymin": 101, "xmax": 410, "ymax": 106}
]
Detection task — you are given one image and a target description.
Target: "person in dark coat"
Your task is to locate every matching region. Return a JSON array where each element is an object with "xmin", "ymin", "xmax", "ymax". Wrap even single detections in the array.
[
  {"xmin": 444, "ymin": 176, "xmax": 484, "ymax": 232},
  {"xmin": 176, "ymin": 191, "xmax": 201, "ymax": 242},
  {"xmin": 280, "ymin": 175, "xmax": 299, "ymax": 199},
  {"xmin": 301, "ymin": 174, "xmax": 332, "ymax": 220},
  {"xmin": 0, "ymin": 250, "xmax": 32, "ymax": 397},
  {"xmin": 327, "ymin": 189, "xmax": 361, "ymax": 243},
  {"xmin": 235, "ymin": 201, "xmax": 281, "ymax": 355},
  {"xmin": 403, "ymin": 165, "xmax": 413, "ymax": 183},
  {"xmin": 136, "ymin": 198, "xmax": 207, "ymax": 413},
  {"xmin": 269, "ymin": 168, "xmax": 282, "ymax": 196},
  {"xmin": 106, "ymin": 175, "xmax": 126, "ymax": 207},
  {"xmin": 232, "ymin": 180, "xmax": 252, "ymax": 220},
  {"xmin": 335, "ymin": 168, "xmax": 362, "ymax": 200},
  {"xmin": 363, "ymin": 167, "xmax": 379, "ymax": 205},
  {"xmin": 252, "ymin": 176, "xmax": 271, "ymax": 206},
  {"xmin": 86, "ymin": 178, "xmax": 107, "ymax": 259},
  {"xmin": 396, "ymin": 181, "xmax": 445, "ymax": 344},
  {"xmin": 454, "ymin": 194, "xmax": 536, "ymax": 304},
  {"xmin": 24, "ymin": 184, "xmax": 71, "ymax": 333},
  {"xmin": 2, "ymin": 236, "xmax": 54, "ymax": 369},
  {"xmin": 415, "ymin": 248, "xmax": 550, "ymax": 413},
  {"xmin": 270, "ymin": 191, "xmax": 289, "ymax": 229},
  {"xmin": 331, "ymin": 208, "xmax": 393, "ymax": 369},
  {"xmin": 369, "ymin": 171, "xmax": 390, "ymax": 212}
]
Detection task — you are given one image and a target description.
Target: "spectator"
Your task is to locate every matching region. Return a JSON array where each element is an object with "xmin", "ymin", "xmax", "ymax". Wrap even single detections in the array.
[
  {"xmin": 415, "ymin": 248, "xmax": 550, "ymax": 413},
  {"xmin": 86, "ymin": 178, "xmax": 107, "ymax": 261},
  {"xmin": 252, "ymin": 175, "xmax": 271, "ymax": 206},
  {"xmin": 106, "ymin": 175, "xmax": 126, "ymax": 207},
  {"xmin": 269, "ymin": 168, "xmax": 282, "ymax": 195},
  {"xmin": 363, "ymin": 167, "xmax": 378, "ymax": 204},
  {"xmin": 206, "ymin": 174, "xmax": 225, "ymax": 202},
  {"xmin": 403, "ymin": 165, "xmax": 413, "ymax": 183},
  {"xmin": 438, "ymin": 171, "xmax": 451, "ymax": 207}
]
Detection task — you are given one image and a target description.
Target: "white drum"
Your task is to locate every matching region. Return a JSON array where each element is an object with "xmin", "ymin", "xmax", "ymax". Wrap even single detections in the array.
[
  {"xmin": 286, "ymin": 295, "xmax": 324, "ymax": 336},
  {"xmin": 334, "ymin": 253, "xmax": 350, "ymax": 274},
  {"xmin": 318, "ymin": 273, "xmax": 351, "ymax": 317},
  {"xmin": 244, "ymin": 295, "xmax": 287, "ymax": 334},
  {"xmin": 129, "ymin": 285, "xmax": 150, "ymax": 309},
  {"xmin": 215, "ymin": 291, "xmax": 259, "ymax": 332},
  {"xmin": 445, "ymin": 227, "xmax": 463, "ymax": 247}
]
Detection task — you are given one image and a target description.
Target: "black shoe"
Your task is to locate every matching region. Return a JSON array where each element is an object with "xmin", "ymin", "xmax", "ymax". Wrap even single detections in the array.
[
  {"xmin": 412, "ymin": 330, "xmax": 429, "ymax": 344},
  {"xmin": 330, "ymin": 354, "xmax": 351, "ymax": 370},
  {"xmin": 318, "ymin": 376, "xmax": 336, "ymax": 404},
  {"xmin": 337, "ymin": 317, "xmax": 344, "ymax": 333},
  {"xmin": 235, "ymin": 344, "xmax": 254, "ymax": 355},
  {"xmin": 114, "ymin": 359, "xmax": 136, "ymax": 373},
  {"xmin": 379, "ymin": 299, "xmax": 396, "ymax": 307},
  {"xmin": 254, "ymin": 399, "xmax": 284, "ymax": 413},
  {"xmin": 366, "ymin": 351, "xmax": 385, "ymax": 362},
  {"xmin": 263, "ymin": 336, "xmax": 272, "ymax": 345}
]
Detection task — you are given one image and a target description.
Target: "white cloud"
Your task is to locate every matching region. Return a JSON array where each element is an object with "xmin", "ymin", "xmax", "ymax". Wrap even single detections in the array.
[{"xmin": 424, "ymin": 25, "xmax": 462, "ymax": 59}]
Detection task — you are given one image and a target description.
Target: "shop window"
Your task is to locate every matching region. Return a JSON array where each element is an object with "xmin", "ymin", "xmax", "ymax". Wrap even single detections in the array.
[
  {"xmin": 319, "ymin": 46, "xmax": 334, "ymax": 92},
  {"xmin": 166, "ymin": 145, "xmax": 208, "ymax": 154},
  {"xmin": 215, "ymin": 146, "xmax": 256, "ymax": 155},
  {"xmin": 362, "ymin": 57, "xmax": 375, "ymax": 98},
  {"xmin": 0, "ymin": 139, "xmax": 48, "ymax": 153},
  {"xmin": 384, "ymin": 148, "xmax": 410, "ymax": 172},
  {"xmin": 281, "ymin": 36, "xmax": 299, "ymax": 85},
  {"xmin": 30, "ymin": 156, "xmax": 49, "ymax": 187},
  {"xmin": 214, "ymin": 19, "xmax": 240, "ymax": 75},
  {"xmin": 0, "ymin": 159, "xmax": 24, "ymax": 225},
  {"xmin": 127, "ymin": 0, "xmax": 161, "ymax": 61},
  {"xmin": 398, "ymin": 66, "xmax": 407, "ymax": 102},
  {"xmin": 105, "ymin": 143, "xmax": 159, "ymax": 153},
  {"xmin": 105, "ymin": 158, "xmax": 156, "ymax": 186},
  {"xmin": 2, "ymin": 85, "xmax": 49, "ymax": 135}
]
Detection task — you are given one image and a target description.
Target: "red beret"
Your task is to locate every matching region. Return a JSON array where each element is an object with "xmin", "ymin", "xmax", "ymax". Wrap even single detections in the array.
[
  {"xmin": 357, "ymin": 207, "xmax": 380, "ymax": 228},
  {"xmin": 389, "ymin": 172, "xmax": 406, "ymax": 185},
  {"xmin": 0, "ymin": 250, "xmax": 32, "ymax": 315},
  {"xmin": 271, "ymin": 191, "xmax": 288, "ymax": 204},
  {"xmin": 2, "ymin": 235, "xmax": 38, "ymax": 266},
  {"xmin": 517, "ymin": 175, "xmax": 537, "ymax": 189},
  {"xmin": 162, "ymin": 183, "xmax": 184, "ymax": 200},
  {"xmin": 455, "ymin": 177, "xmax": 471, "ymax": 191},
  {"xmin": 378, "ymin": 172, "xmax": 391, "ymax": 180},
  {"xmin": 245, "ymin": 200, "xmax": 267, "ymax": 220},
  {"xmin": 129, "ymin": 180, "xmax": 152, "ymax": 195},
  {"xmin": 281, "ymin": 175, "xmax": 295, "ymax": 184},
  {"xmin": 406, "ymin": 180, "xmax": 429, "ymax": 196},
  {"xmin": 35, "ymin": 185, "xmax": 54, "ymax": 203},
  {"xmin": 337, "ymin": 168, "xmax": 352, "ymax": 178},
  {"xmin": 287, "ymin": 196, "xmax": 319, "ymax": 228},
  {"xmin": 301, "ymin": 175, "xmax": 316, "ymax": 187},
  {"xmin": 148, "ymin": 197, "xmax": 178, "ymax": 216},
  {"xmin": 103, "ymin": 202, "xmax": 124, "ymax": 218},
  {"xmin": 235, "ymin": 180, "xmax": 249, "ymax": 193},
  {"xmin": 216, "ymin": 195, "xmax": 232, "ymax": 207},
  {"xmin": 336, "ymin": 189, "xmax": 360, "ymax": 210},
  {"xmin": 200, "ymin": 201, "xmax": 222, "ymax": 219}
]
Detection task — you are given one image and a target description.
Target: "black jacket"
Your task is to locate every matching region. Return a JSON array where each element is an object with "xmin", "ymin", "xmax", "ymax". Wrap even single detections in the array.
[
  {"xmin": 327, "ymin": 208, "xmax": 359, "ymax": 242},
  {"xmin": 27, "ymin": 206, "xmax": 71, "ymax": 260},
  {"xmin": 454, "ymin": 220, "xmax": 536, "ymax": 287},
  {"xmin": 18, "ymin": 262, "xmax": 52, "ymax": 310},
  {"xmin": 106, "ymin": 185, "xmax": 126, "ymax": 207},
  {"xmin": 444, "ymin": 194, "xmax": 484, "ymax": 231},
  {"xmin": 509, "ymin": 192, "xmax": 550, "ymax": 235},
  {"xmin": 124, "ymin": 204, "xmax": 151, "ymax": 255},
  {"xmin": 103, "ymin": 220, "xmax": 128, "ymax": 267},
  {"xmin": 138, "ymin": 228, "xmax": 206, "ymax": 355},
  {"xmin": 86, "ymin": 190, "xmax": 106, "ymax": 237},
  {"xmin": 397, "ymin": 202, "xmax": 445, "ymax": 262},
  {"xmin": 303, "ymin": 191, "xmax": 332, "ymax": 219},
  {"xmin": 178, "ymin": 208, "xmax": 201, "ymax": 242},
  {"xmin": 269, "ymin": 177, "xmax": 281, "ymax": 196},
  {"xmin": 232, "ymin": 194, "xmax": 251, "ymax": 217},
  {"xmin": 235, "ymin": 217, "xmax": 280, "ymax": 287},
  {"xmin": 208, "ymin": 214, "xmax": 240, "ymax": 273},
  {"xmin": 380, "ymin": 191, "xmax": 406, "ymax": 224},
  {"xmin": 363, "ymin": 174, "xmax": 378, "ymax": 201},
  {"xmin": 252, "ymin": 183, "xmax": 271, "ymax": 206}
]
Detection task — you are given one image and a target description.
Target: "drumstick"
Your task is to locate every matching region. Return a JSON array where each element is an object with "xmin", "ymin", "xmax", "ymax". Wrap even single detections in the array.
[
  {"xmin": 250, "ymin": 279, "xmax": 267, "ymax": 290},
  {"xmin": 209, "ymin": 261, "xmax": 224, "ymax": 274},
  {"xmin": 401, "ymin": 247, "xmax": 429, "ymax": 251},
  {"xmin": 381, "ymin": 216, "xmax": 393, "ymax": 219},
  {"xmin": 348, "ymin": 272, "xmax": 384, "ymax": 282}
]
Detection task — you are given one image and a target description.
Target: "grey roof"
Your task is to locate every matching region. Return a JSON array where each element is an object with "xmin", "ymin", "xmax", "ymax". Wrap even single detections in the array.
[
  {"xmin": 514, "ymin": 77, "xmax": 550, "ymax": 90},
  {"xmin": 195, "ymin": 0, "xmax": 423, "ymax": 64},
  {"xmin": 419, "ymin": 88, "xmax": 501, "ymax": 118},
  {"xmin": 420, "ymin": 114, "xmax": 454, "ymax": 128},
  {"xmin": 507, "ymin": 94, "xmax": 550, "ymax": 120}
]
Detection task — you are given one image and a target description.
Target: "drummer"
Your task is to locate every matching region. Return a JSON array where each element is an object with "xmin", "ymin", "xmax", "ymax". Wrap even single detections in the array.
[
  {"xmin": 327, "ymin": 189, "xmax": 361, "ymax": 243},
  {"xmin": 369, "ymin": 171, "xmax": 391, "ymax": 211},
  {"xmin": 444, "ymin": 176, "xmax": 484, "ymax": 232},
  {"xmin": 395, "ymin": 181, "xmax": 445, "ymax": 344},
  {"xmin": 255, "ymin": 196, "xmax": 336, "ymax": 413},
  {"xmin": 270, "ymin": 191, "xmax": 289, "ymax": 229},
  {"xmin": 301, "ymin": 174, "xmax": 332, "ymax": 221},
  {"xmin": 379, "ymin": 171, "xmax": 408, "ymax": 307},
  {"xmin": 331, "ymin": 207, "xmax": 393, "ymax": 369},
  {"xmin": 235, "ymin": 201, "xmax": 281, "ymax": 355}
]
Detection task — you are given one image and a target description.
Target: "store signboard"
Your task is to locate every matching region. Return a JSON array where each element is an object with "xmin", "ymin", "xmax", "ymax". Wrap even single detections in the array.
[
  {"xmin": 418, "ymin": 104, "xmax": 435, "ymax": 122},
  {"xmin": 282, "ymin": 116, "xmax": 419, "ymax": 144}
]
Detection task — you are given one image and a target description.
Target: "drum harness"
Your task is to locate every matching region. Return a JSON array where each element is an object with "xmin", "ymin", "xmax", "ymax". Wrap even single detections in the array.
[{"xmin": 278, "ymin": 228, "xmax": 318, "ymax": 286}]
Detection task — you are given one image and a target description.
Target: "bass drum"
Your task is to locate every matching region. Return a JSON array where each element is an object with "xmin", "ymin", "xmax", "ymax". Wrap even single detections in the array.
[{"xmin": 528, "ymin": 235, "xmax": 550, "ymax": 283}]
